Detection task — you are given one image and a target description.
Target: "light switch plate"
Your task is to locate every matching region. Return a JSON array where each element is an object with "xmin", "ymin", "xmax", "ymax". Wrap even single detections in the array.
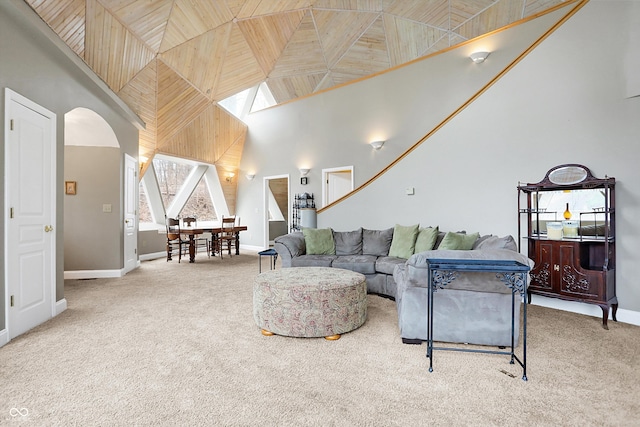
[
  {"xmin": 103, "ymin": 204, "xmax": 112, "ymax": 213},
  {"xmin": 405, "ymin": 187, "xmax": 415, "ymax": 195}
]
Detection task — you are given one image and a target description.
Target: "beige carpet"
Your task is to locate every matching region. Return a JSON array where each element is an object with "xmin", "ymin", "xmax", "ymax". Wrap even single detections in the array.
[{"xmin": 1, "ymin": 253, "xmax": 638, "ymax": 426}]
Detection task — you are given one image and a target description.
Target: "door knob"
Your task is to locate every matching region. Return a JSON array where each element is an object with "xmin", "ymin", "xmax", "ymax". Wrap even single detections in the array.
[{"xmin": 44, "ymin": 225, "xmax": 53, "ymax": 232}]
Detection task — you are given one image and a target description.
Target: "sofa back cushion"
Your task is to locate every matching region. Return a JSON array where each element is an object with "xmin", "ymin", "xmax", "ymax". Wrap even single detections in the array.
[
  {"xmin": 388, "ymin": 224, "xmax": 420, "ymax": 259},
  {"xmin": 473, "ymin": 235, "xmax": 517, "ymax": 251},
  {"xmin": 362, "ymin": 228, "xmax": 393, "ymax": 256},
  {"xmin": 333, "ymin": 228, "xmax": 363, "ymax": 255},
  {"xmin": 414, "ymin": 226, "xmax": 439, "ymax": 253},
  {"xmin": 302, "ymin": 228, "xmax": 336, "ymax": 255}
]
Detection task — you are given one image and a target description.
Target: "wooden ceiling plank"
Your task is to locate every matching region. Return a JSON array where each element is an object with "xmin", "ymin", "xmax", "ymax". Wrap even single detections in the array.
[
  {"xmin": 101, "ymin": 0, "xmax": 173, "ymax": 53},
  {"xmin": 213, "ymin": 24, "xmax": 266, "ymax": 100},
  {"xmin": 384, "ymin": 14, "xmax": 448, "ymax": 66},
  {"xmin": 332, "ymin": 15, "xmax": 389, "ymax": 76},
  {"xmin": 312, "ymin": 9, "xmax": 379, "ymax": 68},
  {"xmin": 384, "ymin": 0, "xmax": 450, "ymax": 29},
  {"xmin": 267, "ymin": 73, "xmax": 326, "ymax": 102},
  {"xmin": 160, "ymin": 0, "xmax": 234, "ymax": 52},
  {"xmin": 454, "ymin": 0, "xmax": 525, "ymax": 40},
  {"xmin": 312, "ymin": 0, "xmax": 383, "ymax": 11},
  {"xmin": 524, "ymin": 0, "xmax": 566, "ymax": 17},
  {"xmin": 269, "ymin": 11, "xmax": 327, "ymax": 77},
  {"xmin": 238, "ymin": 10, "xmax": 306, "ymax": 75}
]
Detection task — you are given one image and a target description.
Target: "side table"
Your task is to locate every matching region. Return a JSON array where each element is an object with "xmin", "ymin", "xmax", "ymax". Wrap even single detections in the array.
[
  {"xmin": 425, "ymin": 258, "xmax": 531, "ymax": 381},
  {"xmin": 258, "ymin": 248, "xmax": 278, "ymax": 273}
]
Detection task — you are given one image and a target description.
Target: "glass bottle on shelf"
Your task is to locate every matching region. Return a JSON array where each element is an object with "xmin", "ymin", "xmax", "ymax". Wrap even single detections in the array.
[{"xmin": 563, "ymin": 203, "xmax": 572, "ymax": 220}]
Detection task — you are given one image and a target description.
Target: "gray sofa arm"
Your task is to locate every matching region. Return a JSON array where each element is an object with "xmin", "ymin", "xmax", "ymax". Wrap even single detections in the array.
[{"xmin": 274, "ymin": 232, "xmax": 305, "ymax": 268}]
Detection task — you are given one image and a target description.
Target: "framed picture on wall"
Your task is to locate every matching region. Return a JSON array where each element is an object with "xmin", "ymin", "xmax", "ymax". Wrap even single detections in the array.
[
  {"xmin": 65, "ymin": 181, "xmax": 77, "ymax": 195},
  {"xmin": 300, "ymin": 177, "xmax": 308, "ymax": 185}
]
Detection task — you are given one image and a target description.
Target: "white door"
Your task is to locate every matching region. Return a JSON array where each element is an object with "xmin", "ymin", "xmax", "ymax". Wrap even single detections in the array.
[
  {"xmin": 5, "ymin": 89, "xmax": 56, "ymax": 339},
  {"xmin": 123, "ymin": 154, "xmax": 138, "ymax": 273},
  {"xmin": 323, "ymin": 167, "xmax": 354, "ymax": 207}
]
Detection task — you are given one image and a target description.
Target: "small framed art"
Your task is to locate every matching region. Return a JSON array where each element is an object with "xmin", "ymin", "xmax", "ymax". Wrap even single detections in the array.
[
  {"xmin": 300, "ymin": 177, "xmax": 308, "ymax": 185},
  {"xmin": 65, "ymin": 181, "xmax": 77, "ymax": 195}
]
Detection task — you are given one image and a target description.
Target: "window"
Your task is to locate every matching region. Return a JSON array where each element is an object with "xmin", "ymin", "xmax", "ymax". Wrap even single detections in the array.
[
  {"xmin": 180, "ymin": 177, "xmax": 217, "ymax": 221},
  {"xmin": 219, "ymin": 82, "xmax": 276, "ymax": 121},
  {"xmin": 139, "ymin": 155, "xmax": 221, "ymax": 227}
]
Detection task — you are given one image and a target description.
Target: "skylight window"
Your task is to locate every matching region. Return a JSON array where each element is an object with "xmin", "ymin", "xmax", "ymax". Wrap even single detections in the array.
[{"xmin": 219, "ymin": 82, "xmax": 276, "ymax": 121}]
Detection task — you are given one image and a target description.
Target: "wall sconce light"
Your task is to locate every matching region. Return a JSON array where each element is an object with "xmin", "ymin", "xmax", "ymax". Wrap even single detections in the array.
[
  {"xmin": 246, "ymin": 173, "xmax": 255, "ymax": 181},
  {"xmin": 299, "ymin": 168, "xmax": 310, "ymax": 176},
  {"xmin": 469, "ymin": 51, "xmax": 490, "ymax": 64},
  {"xmin": 225, "ymin": 172, "xmax": 235, "ymax": 183},
  {"xmin": 370, "ymin": 140, "xmax": 385, "ymax": 150}
]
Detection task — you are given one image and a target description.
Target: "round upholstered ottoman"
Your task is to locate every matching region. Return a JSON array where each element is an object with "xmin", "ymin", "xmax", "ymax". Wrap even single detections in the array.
[{"xmin": 253, "ymin": 267, "xmax": 367, "ymax": 340}]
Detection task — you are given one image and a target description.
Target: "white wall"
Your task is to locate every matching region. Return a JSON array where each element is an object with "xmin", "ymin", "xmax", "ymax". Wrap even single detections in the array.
[{"xmin": 237, "ymin": 1, "xmax": 640, "ymax": 315}]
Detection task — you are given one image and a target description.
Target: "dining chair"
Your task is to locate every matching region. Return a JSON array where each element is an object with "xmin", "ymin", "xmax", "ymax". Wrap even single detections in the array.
[
  {"xmin": 215, "ymin": 215, "xmax": 237, "ymax": 259},
  {"xmin": 182, "ymin": 216, "xmax": 210, "ymax": 258},
  {"xmin": 166, "ymin": 217, "xmax": 187, "ymax": 262}
]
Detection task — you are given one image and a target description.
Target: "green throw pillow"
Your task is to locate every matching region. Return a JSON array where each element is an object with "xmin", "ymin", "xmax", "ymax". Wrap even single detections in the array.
[
  {"xmin": 302, "ymin": 228, "xmax": 336, "ymax": 255},
  {"xmin": 388, "ymin": 224, "xmax": 419, "ymax": 259},
  {"xmin": 438, "ymin": 231, "xmax": 480, "ymax": 250},
  {"xmin": 414, "ymin": 226, "xmax": 439, "ymax": 253},
  {"xmin": 459, "ymin": 232, "xmax": 480, "ymax": 250},
  {"xmin": 437, "ymin": 232, "xmax": 464, "ymax": 250}
]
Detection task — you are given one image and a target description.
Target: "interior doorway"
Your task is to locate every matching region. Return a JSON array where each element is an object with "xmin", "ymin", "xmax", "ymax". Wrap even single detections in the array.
[
  {"xmin": 322, "ymin": 166, "xmax": 354, "ymax": 207},
  {"xmin": 263, "ymin": 175, "xmax": 290, "ymax": 248},
  {"xmin": 4, "ymin": 88, "xmax": 57, "ymax": 341}
]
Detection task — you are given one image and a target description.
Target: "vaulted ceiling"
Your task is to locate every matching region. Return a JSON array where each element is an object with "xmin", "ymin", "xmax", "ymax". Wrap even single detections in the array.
[{"xmin": 26, "ymin": 0, "xmax": 566, "ymax": 179}]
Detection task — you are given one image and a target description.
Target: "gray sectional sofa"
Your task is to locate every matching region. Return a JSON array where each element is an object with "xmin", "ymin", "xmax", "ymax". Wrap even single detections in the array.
[
  {"xmin": 274, "ymin": 226, "xmax": 535, "ymax": 347},
  {"xmin": 274, "ymin": 227, "xmax": 404, "ymax": 298}
]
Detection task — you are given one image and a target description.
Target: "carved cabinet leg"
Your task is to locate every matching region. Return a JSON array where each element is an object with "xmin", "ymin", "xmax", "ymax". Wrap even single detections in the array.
[{"xmin": 599, "ymin": 305, "xmax": 610, "ymax": 330}]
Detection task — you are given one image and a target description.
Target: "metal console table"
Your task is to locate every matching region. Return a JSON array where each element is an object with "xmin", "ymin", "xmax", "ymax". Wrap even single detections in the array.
[{"xmin": 426, "ymin": 258, "xmax": 531, "ymax": 381}]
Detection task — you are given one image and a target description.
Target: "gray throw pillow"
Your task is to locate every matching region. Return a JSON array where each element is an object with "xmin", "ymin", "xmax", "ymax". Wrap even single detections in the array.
[
  {"xmin": 362, "ymin": 228, "xmax": 393, "ymax": 256},
  {"xmin": 333, "ymin": 228, "xmax": 363, "ymax": 255}
]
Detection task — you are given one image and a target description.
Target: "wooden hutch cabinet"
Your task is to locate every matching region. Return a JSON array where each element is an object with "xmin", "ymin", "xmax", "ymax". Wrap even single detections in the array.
[{"xmin": 517, "ymin": 164, "xmax": 617, "ymax": 329}]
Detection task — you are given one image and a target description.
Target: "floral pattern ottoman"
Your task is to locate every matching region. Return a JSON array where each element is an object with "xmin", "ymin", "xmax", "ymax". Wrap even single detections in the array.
[{"xmin": 253, "ymin": 267, "xmax": 367, "ymax": 339}]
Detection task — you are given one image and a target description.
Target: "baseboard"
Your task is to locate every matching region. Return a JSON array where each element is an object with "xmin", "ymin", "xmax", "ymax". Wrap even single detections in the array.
[
  {"xmin": 240, "ymin": 244, "xmax": 265, "ymax": 253},
  {"xmin": 139, "ymin": 252, "xmax": 166, "ymax": 261},
  {"xmin": 0, "ymin": 329, "xmax": 7, "ymax": 348},
  {"xmin": 55, "ymin": 298, "xmax": 67, "ymax": 316},
  {"xmin": 64, "ymin": 269, "xmax": 124, "ymax": 280},
  {"xmin": 530, "ymin": 295, "xmax": 640, "ymax": 327}
]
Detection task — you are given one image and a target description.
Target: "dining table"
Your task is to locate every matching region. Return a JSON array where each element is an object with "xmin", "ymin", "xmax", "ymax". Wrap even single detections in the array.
[{"xmin": 180, "ymin": 225, "xmax": 248, "ymax": 263}]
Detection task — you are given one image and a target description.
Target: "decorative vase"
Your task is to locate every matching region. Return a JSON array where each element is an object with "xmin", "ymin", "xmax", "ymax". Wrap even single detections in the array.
[{"xmin": 563, "ymin": 203, "xmax": 572, "ymax": 220}]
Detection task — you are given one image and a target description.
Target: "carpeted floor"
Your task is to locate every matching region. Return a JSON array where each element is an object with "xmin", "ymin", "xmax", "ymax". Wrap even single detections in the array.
[{"xmin": 1, "ymin": 253, "xmax": 638, "ymax": 426}]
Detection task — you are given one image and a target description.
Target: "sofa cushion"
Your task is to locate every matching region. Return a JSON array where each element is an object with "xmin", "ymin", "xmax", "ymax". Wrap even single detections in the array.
[
  {"xmin": 302, "ymin": 228, "xmax": 336, "ymax": 255},
  {"xmin": 375, "ymin": 256, "xmax": 407, "ymax": 275},
  {"xmin": 362, "ymin": 228, "xmax": 393, "ymax": 256},
  {"xmin": 414, "ymin": 226, "xmax": 439, "ymax": 253},
  {"xmin": 389, "ymin": 224, "xmax": 419, "ymax": 259},
  {"xmin": 333, "ymin": 228, "xmax": 363, "ymax": 255},
  {"xmin": 291, "ymin": 254, "xmax": 337, "ymax": 267},
  {"xmin": 332, "ymin": 255, "xmax": 377, "ymax": 275},
  {"xmin": 473, "ymin": 235, "xmax": 517, "ymax": 251},
  {"xmin": 437, "ymin": 231, "xmax": 479, "ymax": 250}
]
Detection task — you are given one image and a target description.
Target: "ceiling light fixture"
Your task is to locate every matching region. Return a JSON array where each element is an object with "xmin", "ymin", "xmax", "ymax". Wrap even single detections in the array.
[
  {"xmin": 370, "ymin": 140, "xmax": 385, "ymax": 150},
  {"xmin": 469, "ymin": 51, "xmax": 490, "ymax": 64},
  {"xmin": 225, "ymin": 172, "xmax": 235, "ymax": 183}
]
